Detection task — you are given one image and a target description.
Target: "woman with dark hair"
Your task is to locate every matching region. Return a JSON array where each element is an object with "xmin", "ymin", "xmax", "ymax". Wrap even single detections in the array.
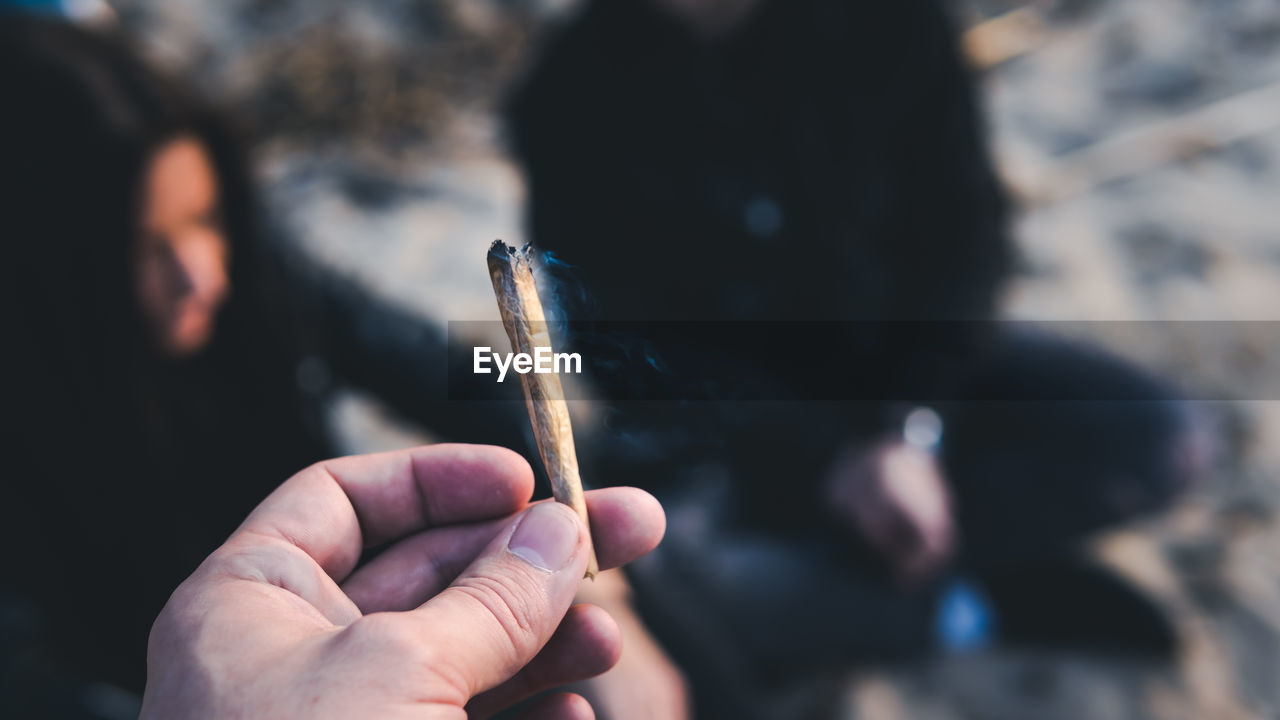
[{"xmin": 0, "ymin": 14, "xmax": 521, "ymax": 713}]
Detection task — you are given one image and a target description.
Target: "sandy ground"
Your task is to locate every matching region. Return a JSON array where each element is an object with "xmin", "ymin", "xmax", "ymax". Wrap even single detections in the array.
[{"xmin": 113, "ymin": 0, "xmax": 1280, "ymax": 717}]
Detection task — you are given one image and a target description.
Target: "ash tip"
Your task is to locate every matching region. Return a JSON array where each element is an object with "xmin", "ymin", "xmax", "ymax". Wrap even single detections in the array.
[
  {"xmin": 489, "ymin": 239, "xmax": 514, "ymax": 258},
  {"xmin": 489, "ymin": 239, "xmax": 536, "ymax": 261},
  {"xmin": 489, "ymin": 239, "xmax": 539, "ymax": 273}
]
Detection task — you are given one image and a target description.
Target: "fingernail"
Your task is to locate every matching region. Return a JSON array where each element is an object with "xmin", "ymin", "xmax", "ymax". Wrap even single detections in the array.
[{"xmin": 507, "ymin": 502, "xmax": 580, "ymax": 572}]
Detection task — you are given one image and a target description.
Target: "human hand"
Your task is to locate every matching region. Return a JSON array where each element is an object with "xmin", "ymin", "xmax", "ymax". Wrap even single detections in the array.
[
  {"xmin": 141, "ymin": 444, "xmax": 666, "ymax": 719},
  {"xmin": 824, "ymin": 439, "xmax": 955, "ymax": 583}
]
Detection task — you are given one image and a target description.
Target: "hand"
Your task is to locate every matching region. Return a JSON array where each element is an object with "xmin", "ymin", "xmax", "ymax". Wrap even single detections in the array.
[
  {"xmin": 574, "ymin": 571, "xmax": 691, "ymax": 720},
  {"xmin": 141, "ymin": 444, "xmax": 666, "ymax": 719},
  {"xmin": 824, "ymin": 439, "xmax": 955, "ymax": 583}
]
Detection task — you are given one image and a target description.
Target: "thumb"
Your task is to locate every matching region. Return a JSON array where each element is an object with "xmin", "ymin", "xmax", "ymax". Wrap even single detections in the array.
[{"xmin": 411, "ymin": 501, "xmax": 589, "ymax": 698}]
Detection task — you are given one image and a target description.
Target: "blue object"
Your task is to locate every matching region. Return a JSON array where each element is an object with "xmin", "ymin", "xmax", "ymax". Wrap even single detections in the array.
[
  {"xmin": 1, "ymin": 0, "xmax": 66, "ymax": 11},
  {"xmin": 935, "ymin": 577, "xmax": 996, "ymax": 652},
  {"xmin": 0, "ymin": 0, "xmax": 111, "ymax": 20}
]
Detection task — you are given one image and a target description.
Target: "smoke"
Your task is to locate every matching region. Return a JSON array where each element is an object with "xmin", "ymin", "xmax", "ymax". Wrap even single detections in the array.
[
  {"xmin": 526, "ymin": 243, "xmax": 670, "ymax": 383},
  {"xmin": 527, "ymin": 245, "xmax": 594, "ymax": 338}
]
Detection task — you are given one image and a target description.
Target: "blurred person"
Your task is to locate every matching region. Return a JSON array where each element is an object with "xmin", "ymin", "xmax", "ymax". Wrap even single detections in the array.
[
  {"xmin": 0, "ymin": 14, "xmax": 524, "ymax": 715},
  {"xmin": 509, "ymin": 0, "xmax": 1201, "ymax": 717},
  {"xmin": 141, "ymin": 443, "xmax": 667, "ymax": 719}
]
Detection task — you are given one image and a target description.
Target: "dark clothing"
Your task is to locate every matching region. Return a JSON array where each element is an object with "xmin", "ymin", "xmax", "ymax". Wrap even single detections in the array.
[
  {"xmin": 511, "ymin": 0, "xmax": 1008, "ymax": 323},
  {"xmin": 508, "ymin": 0, "xmax": 1010, "ymax": 523},
  {"xmin": 629, "ymin": 332, "xmax": 1186, "ymax": 720},
  {"xmin": 509, "ymin": 0, "xmax": 1185, "ymax": 547},
  {"xmin": 509, "ymin": 2, "xmax": 1189, "ymax": 717},
  {"xmin": 942, "ymin": 331, "xmax": 1191, "ymax": 568}
]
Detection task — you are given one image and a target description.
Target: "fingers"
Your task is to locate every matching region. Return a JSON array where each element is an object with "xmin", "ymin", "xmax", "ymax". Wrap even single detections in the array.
[
  {"xmin": 878, "ymin": 444, "xmax": 955, "ymax": 581},
  {"xmin": 326, "ymin": 444, "xmax": 535, "ymax": 547},
  {"xmin": 210, "ymin": 535, "xmax": 364, "ymax": 626},
  {"xmin": 579, "ymin": 488, "xmax": 667, "ymax": 573},
  {"xmin": 342, "ymin": 488, "xmax": 665, "ymax": 613},
  {"xmin": 342, "ymin": 520, "xmax": 499, "ymax": 614},
  {"xmin": 237, "ymin": 444, "xmax": 534, "ymax": 581},
  {"xmin": 406, "ymin": 502, "xmax": 590, "ymax": 697},
  {"xmin": 517, "ymin": 693, "xmax": 595, "ymax": 720},
  {"xmin": 466, "ymin": 604, "xmax": 621, "ymax": 718}
]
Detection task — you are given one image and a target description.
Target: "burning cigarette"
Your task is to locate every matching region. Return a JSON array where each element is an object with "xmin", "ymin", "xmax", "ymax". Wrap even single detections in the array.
[{"xmin": 487, "ymin": 240, "xmax": 597, "ymax": 579}]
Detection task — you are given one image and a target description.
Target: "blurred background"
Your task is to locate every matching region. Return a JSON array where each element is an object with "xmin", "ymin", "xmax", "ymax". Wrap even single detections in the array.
[{"xmin": 10, "ymin": 0, "xmax": 1280, "ymax": 717}]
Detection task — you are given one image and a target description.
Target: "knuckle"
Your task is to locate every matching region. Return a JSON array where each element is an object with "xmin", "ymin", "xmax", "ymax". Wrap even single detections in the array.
[
  {"xmin": 452, "ymin": 571, "xmax": 546, "ymax": 660},
  {"xmin": 206, "ymin": 542, "xmax": 273, "ymax": 583},
  {"xmin": 208, "ymin": 536, "xmax": 307, "ymax": 583}
]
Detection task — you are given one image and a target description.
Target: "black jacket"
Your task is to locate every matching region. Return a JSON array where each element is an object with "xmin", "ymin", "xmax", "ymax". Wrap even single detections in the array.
[{"xmin": 507, "ymin": 0, "xmax": 1011, "ymax": 528}]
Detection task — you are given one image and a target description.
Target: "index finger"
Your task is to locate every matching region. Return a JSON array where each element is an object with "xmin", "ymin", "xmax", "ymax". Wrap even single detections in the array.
[{"xmin": 237, "ymin": 444, "xmax": 534, "ymax": 582}]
